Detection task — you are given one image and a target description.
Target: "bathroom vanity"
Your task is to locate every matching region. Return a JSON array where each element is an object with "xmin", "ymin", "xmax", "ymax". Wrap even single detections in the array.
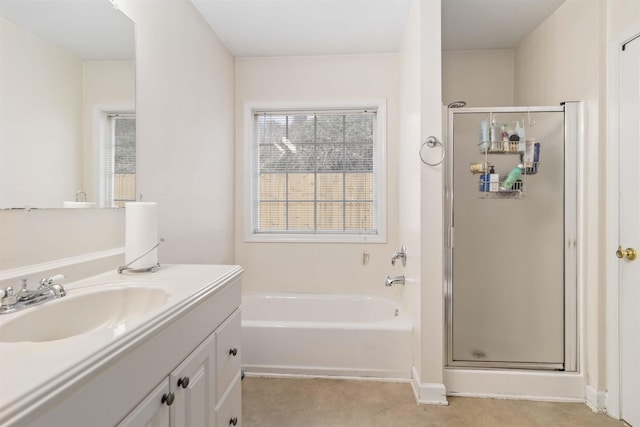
[{"xmin": 0, "ymin": 264, "xmax": 243, "ymax": 426}]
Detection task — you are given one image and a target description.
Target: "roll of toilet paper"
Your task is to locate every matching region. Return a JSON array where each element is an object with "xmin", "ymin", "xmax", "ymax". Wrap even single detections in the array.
[{"xmin": 125, "ymin": 202, "xmax": 159, "ymax": 270}]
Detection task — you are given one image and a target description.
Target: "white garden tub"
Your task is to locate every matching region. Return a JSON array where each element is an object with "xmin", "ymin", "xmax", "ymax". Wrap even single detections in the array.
[{"xmin": 241, "ymin": 293, "xmax": 412, "ymax": 379}]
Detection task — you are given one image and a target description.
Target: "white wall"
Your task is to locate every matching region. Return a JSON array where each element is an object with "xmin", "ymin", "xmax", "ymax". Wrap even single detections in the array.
[
  {"xmin": 235, "ymin": 55, "xmax": 400, "ymax": 297},
  {"xmin": 418, "ymin": 0, "xmax": 445, "ymax": 401},
  {"xmin": 0, "ymin": 17, "xmax": 83, "ymax": 208},
  {"xmin": 82, "ymin": 61, "xmax": 135, "ymax": 205},
  {"xmin": 398, "ymin": 0, "xmax": 446, "ymax": 404},
  {"xmin": 398, "ymin": 0, "xmax": 423, "ymax": 390},
  {"xmin": 442, "ymin": 49, "xmax": 514, "ymax": 107},
  {"xmin": 119, "ymin": 0, "xmax": 236, "ymax": 265}
]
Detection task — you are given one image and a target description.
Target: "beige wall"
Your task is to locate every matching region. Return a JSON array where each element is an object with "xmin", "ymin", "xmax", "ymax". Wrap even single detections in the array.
[
  {"xmin": 442, "ymin": 49, "xmax": 514, "ymax": 107},
  {"xmin": 235, "ymin": 54, "xmax": 400, "ymax": 298},
  {"xmin": 0, "ymin": 18, "xmax": 83, "ymax": 208}
]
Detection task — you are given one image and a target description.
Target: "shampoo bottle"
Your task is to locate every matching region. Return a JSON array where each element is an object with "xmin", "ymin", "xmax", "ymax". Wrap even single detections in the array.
[
  {"xmin": 479, "ymin": 120, "xmax": 490, "ymax": 152},
  {"xmin": 480, "ymin": 170, "xmax": 490, "ymax": 192},
  {"xmin": 490, "ymin": 120, "xmax": 500, "ymax": 151},
  {"xmin": 501, "ymin": 164, "xmax": 523, "ymax": 190}
]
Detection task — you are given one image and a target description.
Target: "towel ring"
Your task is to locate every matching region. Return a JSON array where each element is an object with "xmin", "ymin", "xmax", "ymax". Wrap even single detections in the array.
[{"xmin": 419, "ymin": 136, "xmax": 445, "ymax": 166}]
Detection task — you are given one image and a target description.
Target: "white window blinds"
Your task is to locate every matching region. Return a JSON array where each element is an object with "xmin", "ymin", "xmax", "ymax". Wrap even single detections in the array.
[
  {"xmin": 252, "ymin": 108, "xmax": 380, "ymax": 236},
  {"xmin": 104, "ymin": 113, "xmax": 136, "ymax": 207}
]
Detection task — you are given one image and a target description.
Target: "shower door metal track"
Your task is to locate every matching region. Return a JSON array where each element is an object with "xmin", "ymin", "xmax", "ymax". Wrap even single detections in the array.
[{"xmin": 444, "ymin": 103, "xmax": 580, "ymax": 372}]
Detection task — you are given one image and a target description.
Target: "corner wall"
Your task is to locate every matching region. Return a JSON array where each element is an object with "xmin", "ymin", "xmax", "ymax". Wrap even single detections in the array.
[
  {"xmin": 514, "ymin": 0, "xmax": 640, "ymax": 411},
  {"xmin": 119, "ymin": 0, "xmax": 236, "ymax": 265},
  {"xmin": 514, "ymin": 0, "xmax": 603, "ymax": 402}
]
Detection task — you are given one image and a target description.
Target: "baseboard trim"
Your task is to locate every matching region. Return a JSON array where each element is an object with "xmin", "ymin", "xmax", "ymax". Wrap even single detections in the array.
[
  {"xmin": 444, "ymin": 368, "xmax": 585, "ymax": 402},
  {"xmin": 411, "ymin": 367, "xmax": 449, "ymax": 405},
  {"xmin": 585, "ymin": 385, "xmax": 606, "ymax": 413}
]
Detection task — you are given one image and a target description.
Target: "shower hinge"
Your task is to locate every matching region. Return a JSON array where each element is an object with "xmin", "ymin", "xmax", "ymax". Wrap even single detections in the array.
[{"xmin": 450, "ymin": 226, "xmax": 454, "ymax": 248}]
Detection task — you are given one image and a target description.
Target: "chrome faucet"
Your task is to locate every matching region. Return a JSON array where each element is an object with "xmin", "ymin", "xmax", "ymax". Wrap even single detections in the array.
[
  {"xmin": 385, "ymin": 275, "xmax": 405, "ymax": 287},
  {"xmin": 0, "ymin": 274, "xmax": 66, "ymax": 314},
  {"xmin": 391, "ymin": 244, "xmax": 407, "ymax": 266}
]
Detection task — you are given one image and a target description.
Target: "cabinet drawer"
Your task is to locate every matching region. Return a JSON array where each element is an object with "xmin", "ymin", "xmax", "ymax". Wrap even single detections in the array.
[
  {"xmin": 215, "ymin": 372, "xmax": 241, "ymax": 427},
  {"xmin": 216, "ymin": 309, "xmax": 241, "ymax": 401}
]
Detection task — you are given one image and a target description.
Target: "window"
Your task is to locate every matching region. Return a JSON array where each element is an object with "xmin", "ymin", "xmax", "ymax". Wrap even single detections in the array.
[
  {"xmin": 103, "ymin": 113, "xmax": 136, "ymax": 208},
  {"xmin": 248, "ymin": 104, "xmax": 386, "ymax": 242}
]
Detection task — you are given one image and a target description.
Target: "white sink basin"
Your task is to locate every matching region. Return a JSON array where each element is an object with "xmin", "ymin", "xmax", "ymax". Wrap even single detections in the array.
[{"xmin": 0, "ymin": 286, "xmax": 170, "ymax": 343}]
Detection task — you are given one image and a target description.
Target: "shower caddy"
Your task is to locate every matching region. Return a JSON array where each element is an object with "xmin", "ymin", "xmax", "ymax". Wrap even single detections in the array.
[{"xmin": 469, "ymin": 110, "xmax": 540, "ymax": 199}]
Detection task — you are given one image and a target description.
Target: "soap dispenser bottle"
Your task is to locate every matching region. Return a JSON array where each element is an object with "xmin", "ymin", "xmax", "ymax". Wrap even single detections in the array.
[{"xmin": 489, "ymin": 166, "xmax": 499, "ymax": 192}]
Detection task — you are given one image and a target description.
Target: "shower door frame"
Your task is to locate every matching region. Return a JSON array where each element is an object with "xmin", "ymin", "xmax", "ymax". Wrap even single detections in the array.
[{"xmin": 444, "ymin": 103, "xmax": 579, "ymax": 371}]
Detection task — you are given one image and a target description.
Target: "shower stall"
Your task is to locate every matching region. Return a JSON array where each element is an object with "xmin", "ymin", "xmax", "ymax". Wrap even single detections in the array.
[{"xmin": 445, "ymin": 102, "xmax": 579, "ymax": 371}]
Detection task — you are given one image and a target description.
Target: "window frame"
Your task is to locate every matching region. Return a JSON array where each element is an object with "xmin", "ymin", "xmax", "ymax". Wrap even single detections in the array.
[
  {"xmin": 244, "ymin": 100, "xmax": 387, "ymax": 243},
  {"xmin": 96, "ymin": 109, "xmax": 135, "ymax": 208}
]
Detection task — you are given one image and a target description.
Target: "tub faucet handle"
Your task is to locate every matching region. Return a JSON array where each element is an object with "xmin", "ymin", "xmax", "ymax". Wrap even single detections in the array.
[{"xmin": 391, "ymin": 244, "xmax": 407, "ymax": 267}]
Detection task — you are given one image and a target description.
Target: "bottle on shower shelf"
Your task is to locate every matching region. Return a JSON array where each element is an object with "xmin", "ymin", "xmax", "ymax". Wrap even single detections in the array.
[
  {"xmin": 501, "ymin": 164, "xmax": 524, "ymax": 191},
  {"xmin": 489, "ymin": 166, "xmax": 499, "ymax": 192},
  {"xmin": 479, "ymin": 120, "xmax": 490, "ymax": 152}
]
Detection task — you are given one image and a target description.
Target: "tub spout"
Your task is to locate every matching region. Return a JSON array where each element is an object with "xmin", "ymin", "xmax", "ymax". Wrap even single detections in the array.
[{"xmin": 385, "ymin": 275, "xmax": 405, "ymax": 287}]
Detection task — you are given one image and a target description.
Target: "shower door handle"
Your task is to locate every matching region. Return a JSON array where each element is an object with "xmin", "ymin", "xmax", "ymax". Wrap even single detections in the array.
[{"xmin": 616, "ymin": 246, "xmax": 637, "ymax": 261}]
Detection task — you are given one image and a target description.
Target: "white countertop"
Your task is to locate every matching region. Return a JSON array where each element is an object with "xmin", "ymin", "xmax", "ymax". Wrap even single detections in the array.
[{"xmin": 0, "ymin": 264, "xmax": 243, "ymax": 425}]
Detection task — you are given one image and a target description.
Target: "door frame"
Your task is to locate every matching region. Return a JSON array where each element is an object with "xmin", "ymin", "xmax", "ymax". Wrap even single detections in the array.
[{"xmin": 605, "ymin": 24, "xmax": 640, "ymax": 419}]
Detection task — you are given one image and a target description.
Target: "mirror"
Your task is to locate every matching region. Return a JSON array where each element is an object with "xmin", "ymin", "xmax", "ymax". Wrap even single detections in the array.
[{"xmin": 0, "ymin": 0, "xmax": 135, "ymax": 209}]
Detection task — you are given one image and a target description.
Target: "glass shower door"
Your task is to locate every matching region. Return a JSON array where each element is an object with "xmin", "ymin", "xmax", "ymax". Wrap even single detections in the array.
[{"xmin": 446, "ymin": 105, "xmax": 578, "ymax": 370}]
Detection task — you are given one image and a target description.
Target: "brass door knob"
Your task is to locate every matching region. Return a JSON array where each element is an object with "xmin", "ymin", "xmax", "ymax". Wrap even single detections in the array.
[{"xmin": 616, "ymin": 246, "xmax": 637, "ymax": 261}]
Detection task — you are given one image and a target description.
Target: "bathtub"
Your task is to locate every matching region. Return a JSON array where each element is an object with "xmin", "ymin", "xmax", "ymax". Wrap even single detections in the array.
[{"xmin": 241, "ymin": 293, "xmax": 413, "ymax": 379}]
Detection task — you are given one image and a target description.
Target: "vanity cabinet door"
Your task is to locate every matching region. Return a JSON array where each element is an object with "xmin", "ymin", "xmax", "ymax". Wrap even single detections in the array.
[
  {"xmin": 214, "ymin": 373, "xmax": 242, "ymax": 427},
  {"xmin": 117, "ymin": 379, "xmax": 171, "ymax": 427},
  {"xmin": 170, "ymin": 330, "xmax": 217, "ymax": 427}
]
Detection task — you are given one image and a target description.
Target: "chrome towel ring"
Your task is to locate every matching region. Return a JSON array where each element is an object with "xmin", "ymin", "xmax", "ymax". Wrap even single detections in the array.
[{"xmin": 419, "ymin": 136, "xmax": 445, "ymax": 166}]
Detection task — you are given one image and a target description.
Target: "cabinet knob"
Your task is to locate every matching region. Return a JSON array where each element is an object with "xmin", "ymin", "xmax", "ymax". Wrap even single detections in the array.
[
  {"xmin": 178, "ymin": 376, "xmax": 190, "ymax": 389},
  {"xmin": 229, "ymin": 348, "xmax": 238, "ymax": 356},
  {"xmin": 229, "ymin": 416, "xmax": 238, "ymax": 426},
  {"xmin": 161, "ymin": 392, "xmax": 175, "ymax": 406}
]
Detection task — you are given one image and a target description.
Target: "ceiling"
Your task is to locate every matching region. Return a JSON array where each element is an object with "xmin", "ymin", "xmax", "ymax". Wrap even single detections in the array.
[
  {"xmin": 191, "ymin": 0, "xmax": 566, "ymax": 57},
  {"xmin": 0, "ymin": 0, "xmax": 135, "ymax": 60}
]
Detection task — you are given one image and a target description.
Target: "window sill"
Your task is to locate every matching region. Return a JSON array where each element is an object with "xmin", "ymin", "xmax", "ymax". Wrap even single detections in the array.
[{"xmin": 244, "ymin": 233, "xmax": 386, "ymax": 244}]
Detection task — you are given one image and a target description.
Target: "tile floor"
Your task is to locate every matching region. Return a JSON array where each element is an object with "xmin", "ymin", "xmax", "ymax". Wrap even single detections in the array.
[{"xmin": 242, "ymin": 376, "xmax": 629, "ymax": 427}]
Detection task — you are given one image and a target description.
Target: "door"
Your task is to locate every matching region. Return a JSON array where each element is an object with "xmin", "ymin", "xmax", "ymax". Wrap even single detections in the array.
[
  {"xmin": 619, "ymin": 34, "xmax": 640, "ymax": 427},
  {"xmin": 171, "ymin": 331, "xmax": 217, "ymax": 427},
  {"xmin": 446, "ymin": 107, "xmax": 573, "ymax": 369},
  {"xmin": 117, "ymin": 380, "xmax": 171, "ymax": 427}
]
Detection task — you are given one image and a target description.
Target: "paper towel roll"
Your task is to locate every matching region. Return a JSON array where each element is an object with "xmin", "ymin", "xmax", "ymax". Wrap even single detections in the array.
[{"xmin": 125, "ymin": 202, "xmax": 158, "ymax": 270}]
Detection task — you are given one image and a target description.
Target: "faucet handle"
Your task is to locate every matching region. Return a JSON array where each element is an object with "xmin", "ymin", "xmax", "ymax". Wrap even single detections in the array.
[
  {"xmin": 39, "ymin": 274, "xmax": 65, "ymax": 287},
  {"xmin": 1, "ymin": 286, "xmax": 17, "ymax": 306}
]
